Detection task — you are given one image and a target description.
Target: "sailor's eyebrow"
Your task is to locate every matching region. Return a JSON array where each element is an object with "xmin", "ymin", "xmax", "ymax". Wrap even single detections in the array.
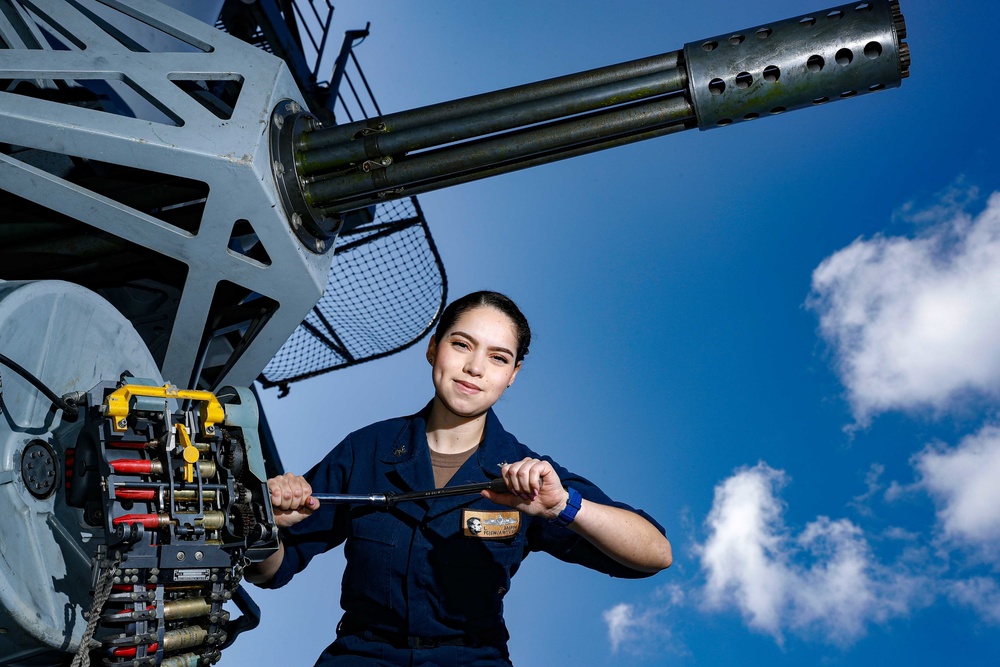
[{"xmin": 450, "ymin": 330, "xmax": 514, "ymax": 358}]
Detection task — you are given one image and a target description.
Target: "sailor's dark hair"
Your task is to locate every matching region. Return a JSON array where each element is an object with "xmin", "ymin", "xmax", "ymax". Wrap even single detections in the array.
[{"xmin": 433, "ymin": 291, "xmax": 531, "ymax": 363}]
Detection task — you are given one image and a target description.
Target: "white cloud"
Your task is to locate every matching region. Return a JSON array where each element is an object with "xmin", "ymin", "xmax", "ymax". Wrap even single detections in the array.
[
  {"xmin": 698, "ymin": 463, "xmax": 921, "ymax": 645},
  {"xmin": 914, "ymin": 425, "xmax": 1000, "ymax": 551},
  {"xmin": 604, "ymin": 603, "xmax": 635, "ymax": 652},
  {"xmin": 602, "ymin": 585, "xmax": 684, "ymax": 658},
  {"xmin": 946, "ymin": 577, "xmax": 1000, "ymax": 623},
  {"xmin": 882, "ymin": 526, "xmax": 921, "ymax": 542},
  {"xmin": 894, "ymin": 179, "xmax": 981, "ymax": 227},
  {"xmin": 604, "ymin": 603, "xmax": 646, "ymax": 653},
  {"xmin": 849, "ymin": 463, "xmax": 885, "ymax": 516},
  {"xmin": 807, "ymin": 190, "xmax": 1000, "ymax": 424}
]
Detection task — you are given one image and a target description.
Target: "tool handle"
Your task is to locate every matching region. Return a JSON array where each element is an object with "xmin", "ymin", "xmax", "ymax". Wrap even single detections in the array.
[
  {"xmin": 311, "ymin": 478, "xmax": 508, "ymax": 506},
  {"xmin": 388, "ymin": 478, "xmax": 508, "ymax": 505}
]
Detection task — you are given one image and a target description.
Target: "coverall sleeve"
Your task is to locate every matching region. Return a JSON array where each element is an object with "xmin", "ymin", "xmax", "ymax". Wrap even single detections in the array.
[
  {"xmin": 525, "ymin": 455, "xmax": 667, "ymax": 579},
  {"xmin": 258, "ymin": 434, "xmax": 356, "ymax": 589}
]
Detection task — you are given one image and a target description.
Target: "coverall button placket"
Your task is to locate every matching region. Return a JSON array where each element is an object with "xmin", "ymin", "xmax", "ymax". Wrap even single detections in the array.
[{"xmin": 406, "ymin": 505, "xmax": 433, "ymax": 634}]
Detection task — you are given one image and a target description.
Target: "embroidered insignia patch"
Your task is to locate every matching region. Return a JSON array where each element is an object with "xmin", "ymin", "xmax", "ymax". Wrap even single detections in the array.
[{"xmin": 462, "ymin": 509, "xmax": 520, "ymax": 539}]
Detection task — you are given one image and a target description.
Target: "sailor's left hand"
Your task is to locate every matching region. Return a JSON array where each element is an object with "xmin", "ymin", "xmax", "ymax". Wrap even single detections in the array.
[{"xmin": 483, "ymin": 457, "xmax": 569, "ymax": 520}]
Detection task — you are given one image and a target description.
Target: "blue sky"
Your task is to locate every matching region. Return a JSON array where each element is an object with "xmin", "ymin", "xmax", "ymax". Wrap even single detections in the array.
[{"xmin": 222, "ymin": 1, "xmax": 1000, "ymax": 665}]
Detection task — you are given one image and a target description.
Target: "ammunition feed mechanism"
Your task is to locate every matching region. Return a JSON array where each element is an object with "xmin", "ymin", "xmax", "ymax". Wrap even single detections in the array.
[{"xmin": 67, "ymin": 379, "xmax": 277, "ymax": 667}]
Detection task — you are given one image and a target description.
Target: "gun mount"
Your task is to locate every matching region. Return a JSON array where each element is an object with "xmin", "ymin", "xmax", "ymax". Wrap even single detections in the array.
[{"xmin": 0, "ymin": 0, "xmax": 908, "ymax": 395}]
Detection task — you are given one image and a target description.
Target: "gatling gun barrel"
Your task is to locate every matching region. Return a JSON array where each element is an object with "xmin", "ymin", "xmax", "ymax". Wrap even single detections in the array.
[{"xmin": 270, "ymin": 0, "xmax": 909, "ymax": 247}]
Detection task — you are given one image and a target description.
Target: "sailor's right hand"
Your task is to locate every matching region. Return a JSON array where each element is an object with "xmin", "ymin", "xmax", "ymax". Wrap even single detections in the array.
[{"xmin": 267, "ymin": 473, "xmax": 319, "ymax": 528}]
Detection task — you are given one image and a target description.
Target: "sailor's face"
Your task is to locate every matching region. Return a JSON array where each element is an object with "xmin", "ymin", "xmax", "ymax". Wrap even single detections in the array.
[{"xmin": 428, "ymin": 306, "xmax": 521, "ymax": 419}]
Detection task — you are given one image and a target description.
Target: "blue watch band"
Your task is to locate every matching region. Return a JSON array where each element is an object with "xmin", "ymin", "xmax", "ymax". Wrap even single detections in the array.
[{"xmin": 551, "ymin": 487, "xmax": 582, "ymax": 527}]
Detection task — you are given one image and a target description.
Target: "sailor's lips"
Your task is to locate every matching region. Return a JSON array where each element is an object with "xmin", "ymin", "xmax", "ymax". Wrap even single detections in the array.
[{"xmin": 454, "ymin": 380, "xmax": 481, "ymax": 394}]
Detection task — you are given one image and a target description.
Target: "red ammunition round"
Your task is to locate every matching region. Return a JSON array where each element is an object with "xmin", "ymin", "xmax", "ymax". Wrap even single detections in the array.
[
  {"xmin": 110, "ymin": 459, "xmax": 154, "ymax": 475},
  {"xmin": 112, "ymin": 642, "xmax": 158, "ymax": 658},
  {"xmin": 114, "ymin": 488, "xmax": 157, "ymax": 501},
  {"xmin": 112, "ymin": 513, "xmax": 166, "ymax": 529}
]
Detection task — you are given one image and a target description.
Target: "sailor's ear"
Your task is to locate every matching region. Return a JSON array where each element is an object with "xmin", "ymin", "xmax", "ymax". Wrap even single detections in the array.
[
  {"xmin": 426, "ymin": 337, "xmax": 437, "ymax": 365},
  {"xmin": 506, "ymin": 361, "xmax": 521, "ymax": 389}
]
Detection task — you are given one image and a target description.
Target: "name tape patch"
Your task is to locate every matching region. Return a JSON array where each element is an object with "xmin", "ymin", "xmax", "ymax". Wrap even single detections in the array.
[{"xmin": 462, "ymin": 509, "xmax": 520, "ymax": 539}]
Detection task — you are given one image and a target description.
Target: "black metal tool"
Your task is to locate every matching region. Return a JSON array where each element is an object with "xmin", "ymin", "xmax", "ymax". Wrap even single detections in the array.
[{"xmin": 312, "ymin": 478, "xmax": 508, "ymax": 507}]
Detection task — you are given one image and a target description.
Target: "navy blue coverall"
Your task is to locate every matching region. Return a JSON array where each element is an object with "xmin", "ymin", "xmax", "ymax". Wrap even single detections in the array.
[{"xmin": 263, "ymin": 405, "xmax": 665, "ymax": 666}]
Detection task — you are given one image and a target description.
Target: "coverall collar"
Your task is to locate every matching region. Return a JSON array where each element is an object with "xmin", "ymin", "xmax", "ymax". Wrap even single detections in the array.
[{"xmin": 378, "ymin": 403, "xmax": 520, "ymax": 520}]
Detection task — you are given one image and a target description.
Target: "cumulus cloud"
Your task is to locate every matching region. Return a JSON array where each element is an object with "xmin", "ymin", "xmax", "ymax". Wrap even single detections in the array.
[
  {"xmin": 913, "ymin": 425, "xmax": 1000, "ymax": 551},
  {"xmin": 946, "ymin": 577, "xmax": 1000, "ymax": 623},
  {"xmin": 894, "ymin": 179, "xmax": 981, "ymax": 227},
  {"xmin": 604, "ymin": 603, "xmax": 638, "ymax": 653},
  {"xmin": 603, "ymin": 585, "xmax": 685, "ymax": 657},
  {"xmin": 604, "ymin": 603, "xmax": 656, "ymax": 654},
  {"xmin": 698, "ymin": 463, "xmax": 922, "ymax": 645},
  {"xmin": 807, "ymin": 189, "xmax": 1000, "ymax": 424},
  {"xmin": 849, "ymin": 463, "xmax": 885, "ymax": 517},
  {"xmin": 602, "ymin": 457, "xmax": 1000, "ymax": 654}
]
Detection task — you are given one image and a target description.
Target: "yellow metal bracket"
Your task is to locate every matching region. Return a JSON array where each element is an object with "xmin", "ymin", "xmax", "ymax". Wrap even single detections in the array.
[
  {"xmin": 175, "ymin": 423, "xmax": 200, "ymax": 483},
  {"xmin": 104, "ymin": 383, "xmax": 225, "ymax": 435}
]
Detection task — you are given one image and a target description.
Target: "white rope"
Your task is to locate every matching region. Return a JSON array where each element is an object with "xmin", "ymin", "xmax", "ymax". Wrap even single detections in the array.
[{"xmin": 71, "ymin": 555, "xmax": 120, "ymax": 667}]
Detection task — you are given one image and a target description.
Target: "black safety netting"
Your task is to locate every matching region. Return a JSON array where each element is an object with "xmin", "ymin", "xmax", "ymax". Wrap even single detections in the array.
[{"xmin": 259, "ymin": 196, "xmax": 446, "ymax": 390}]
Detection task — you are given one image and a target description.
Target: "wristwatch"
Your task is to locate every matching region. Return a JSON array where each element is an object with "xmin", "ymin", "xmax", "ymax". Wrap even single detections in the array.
[{"xmin": 551, "ymin": 486, "xmax": 582, "ymax": 527}]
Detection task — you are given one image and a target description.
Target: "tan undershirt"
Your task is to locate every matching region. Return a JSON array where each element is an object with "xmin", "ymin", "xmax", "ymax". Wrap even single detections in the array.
[{"xmin": 430, "ymin": 445, "xmax": 479, "ymax": 488}]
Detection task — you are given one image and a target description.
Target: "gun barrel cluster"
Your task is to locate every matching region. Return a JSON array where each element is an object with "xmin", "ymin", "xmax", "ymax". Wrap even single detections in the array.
[{"xmin": 271, "ymin": 0, "xmax": 908, "ymax": 244}]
